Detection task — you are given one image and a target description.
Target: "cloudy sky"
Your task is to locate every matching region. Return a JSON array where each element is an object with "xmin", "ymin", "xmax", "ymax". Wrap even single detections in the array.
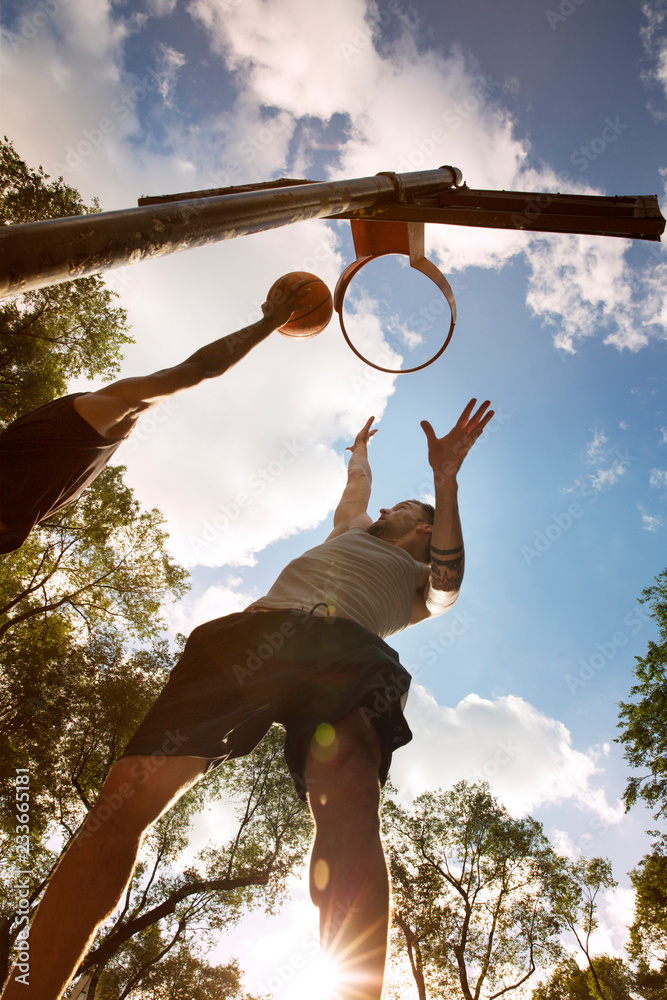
[{"xmin": 2, "ymin": 0, "xmax": 667, "ymax": 994}]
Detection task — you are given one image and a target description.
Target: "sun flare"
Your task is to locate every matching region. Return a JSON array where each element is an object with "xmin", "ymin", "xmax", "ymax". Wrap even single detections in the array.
[{"xmin": 282, "ymin": 951, "xmax": 342, "ymax": 1000}]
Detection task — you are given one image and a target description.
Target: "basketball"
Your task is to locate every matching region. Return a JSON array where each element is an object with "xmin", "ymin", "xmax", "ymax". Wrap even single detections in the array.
[{"xmin": 267, "ymin": 271, "xmax": 333, "ymax": 338}]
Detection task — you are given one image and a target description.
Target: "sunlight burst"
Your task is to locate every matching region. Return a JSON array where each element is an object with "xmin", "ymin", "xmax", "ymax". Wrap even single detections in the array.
[{"xmin": 283, "ymin": 951, "xmax": 342, "ymax": 1000}]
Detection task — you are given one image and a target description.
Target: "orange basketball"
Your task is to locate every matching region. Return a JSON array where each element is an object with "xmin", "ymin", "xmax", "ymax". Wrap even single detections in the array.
[{"xmin": 267, "ymin": 271, "xmax": 333, "ymax": 338}]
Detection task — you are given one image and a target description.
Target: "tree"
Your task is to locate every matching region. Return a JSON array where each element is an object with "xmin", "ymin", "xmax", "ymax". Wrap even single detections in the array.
[
  {"xmin": 384, "ymin": 782, "xmax": 564, "ymax": 1000},
  {"xmin": 627, "ymin": 836, "xmax": 667, "ymax": 996},
  {"xmin": 617, "ymin": 568, "xmax": 667, "ymax": 821},
  {"xmin": 93, "ymin": 946, "xmax": 257, "ymax": 1000},
  {"xmin": 73, "ymin": 727, "xmax": 310, "ymax": 999},
  {"xmin": 530, "ymin": 955, "xmax": 635, "ymax": 1000},
  {"xmin": 0, "ymin": 624, "xmax": 177, "ymax": 979},
  {"xmin": 0, "ymin": 616, "xmax": 312, "ymax": 996},
  {"xmin": 0, "ymin": 465, "xmax": 189, "ymax": 642},
  {"xmin": 547, "ymin": 857, "xmax": 618, "ymax": 1000},
  {"xmin": 0, "ymin": 136, "xmax": 133, "ymax": 424},
  {"xmin": 617, "ymin": 568, "xmax": 667, "ymax": 992}
]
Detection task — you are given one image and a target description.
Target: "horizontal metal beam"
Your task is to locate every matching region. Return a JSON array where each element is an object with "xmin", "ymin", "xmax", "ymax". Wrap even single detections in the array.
[
  {"xmin": 1, "ymin": 169, "xmax": 662, "ymax": 299},
  {"xmin": 0, "ymin": 168, "xmax": 462, "ymax": 298},
  {"xmin": 333, "ymin": 188, "xmax": 665, "ymax": 241}
]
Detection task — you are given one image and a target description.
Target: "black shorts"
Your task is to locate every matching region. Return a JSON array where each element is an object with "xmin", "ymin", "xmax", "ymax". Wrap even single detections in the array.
[
  {"xmin": 0, "ymin": 393, "xmax": 122, "ymax": 553},
  {"xmin": 121, "ymin": 609, "xmax": 413, "ymax": 801}
]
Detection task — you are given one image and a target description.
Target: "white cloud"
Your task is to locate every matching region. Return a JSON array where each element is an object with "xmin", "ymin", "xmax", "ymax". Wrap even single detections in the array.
[
  {"xmin": 551, "ymin": 829, "xmax": 581, "ymax": 860},
  {"xmin": 148, "ymin": 0, "xmax": 179, "ymax": 14},
  {"xmin": 642, "ymin": 0, "xmax": 667, "ymax": 110},
  {"xmin": 589, "ymin": 887, "xmax": 635, "ymax": 958},
  {"xmin": 105, "ymin": 233, "xmax": 401, "ymax": 569},
  {"xmin": 586, "ymin": 429, "xmax": 608, "ymax": 461},
  {"xmin": 637, "ymin": 502, "xmax": 662, "ymax": 530},
  {"xmin": 186, "ymin": 0, "xmax": 667, "ymax": 350},
  {"xmin": 154, "ymin": 42, "xmax": 186, "ymax": 105},
  {"xmin": 166, "ymin": 581, "xmax": 258, "ymax": 636},
  {"xmin": 3, "ymin": 0, "xmax": 666, "ymax": 574},
  {"xmin": 650, "ymin": 467, "xmax": 667, "ymax": 488},
  {"xmin": 390, "ymin": 687, "xmax": 623, "ymax": 821},
  {"xmin": 589, "ymin": 461, "xmax": 629, "ymax": 492}
]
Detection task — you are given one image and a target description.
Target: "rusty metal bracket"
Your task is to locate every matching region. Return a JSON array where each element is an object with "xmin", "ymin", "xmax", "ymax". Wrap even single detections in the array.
[{"xmin": 333, "ymin": 219, "xmax": 456, "ymax": 374}]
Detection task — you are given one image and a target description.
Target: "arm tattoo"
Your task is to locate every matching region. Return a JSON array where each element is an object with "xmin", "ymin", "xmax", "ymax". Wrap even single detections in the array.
[{"xmin": 429, "ymin": 544, "xmax": 464, "ymax": 592}]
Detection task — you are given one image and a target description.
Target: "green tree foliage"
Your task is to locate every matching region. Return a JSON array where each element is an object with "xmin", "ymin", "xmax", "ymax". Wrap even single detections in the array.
[
  {"xmin": 74, "ymin": 728, "xmax": 310, "ymax": 998},
  {"xmin": 384, "ymin": 782, "xmax": 564, "ymax": 1000},
  {"xmin": 0, "ymin": 623, "xmax": 176, "ymax": 977},
  {"xmin": 617, "ymin": 569, "xmax": 667, "ymax": 990},
  {"xmin": 0, "ymin": 136, "xmax": 133, "ymax": 424},
  {"xmin": 0, "ymin": 465, "xmax": 189, "ymax": 641},
  {"xmin": 530, "ymin": 955, "xmax": 635, "ymax": 1000},
  {"xmin": 0, "ymin": 614, "xmax": 311, "ymax": 997},
  {"xmin": 547, "ymin": 857, "xmax": 618, "ymax": 1000},
  {"xmin": 93, "ymin": 945, "xmax": 257, "ymax": 1000},
  {"xmin": 0, "ymin": 621, "xmax": 174, "ymax": 840},
  {"xmin": 617, "ymin": 568, "xmax": 667, "ymax": 821},
  {"xmin": 629, "ymin": 836, "xmax": 667, "ymax": 998}
]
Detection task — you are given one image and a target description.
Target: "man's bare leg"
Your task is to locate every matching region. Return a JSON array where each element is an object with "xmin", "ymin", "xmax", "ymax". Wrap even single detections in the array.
[
  {"xmin": 73, "ymin": 280, "xmax": 307, "ymax": 440},
  {"xmin": 305, "ymin": 712, "xmax": 389, "ymax": 1000},
  {"xmin": 1, "ymin": 755, "xmax": 207, "ymax": 1000}
]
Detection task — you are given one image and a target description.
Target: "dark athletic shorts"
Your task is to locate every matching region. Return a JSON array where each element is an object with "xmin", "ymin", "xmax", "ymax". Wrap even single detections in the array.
[
  {"xmin": 0, "ymin": 393, "xmax": 122, "ymax": 553},
  {"xmin": 121, "ymin": 609, "xmax": 413, "ymax": 801}
]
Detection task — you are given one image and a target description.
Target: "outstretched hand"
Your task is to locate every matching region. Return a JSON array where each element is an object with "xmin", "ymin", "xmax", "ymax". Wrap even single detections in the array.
[
  {"xmin": 260, "ymin": 278, "xmax": 309, "ymax": 329},
  {"xmin": 421, "ymin": 398, "xmax": 494, "ymax": 483},
  {"xmin": 346, "ymin": 416, "xmax": 377, "ymax": 453}
]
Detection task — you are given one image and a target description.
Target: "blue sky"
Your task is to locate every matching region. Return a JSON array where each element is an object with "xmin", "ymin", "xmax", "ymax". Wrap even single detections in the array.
[{"xmin": 2, "ymin": 0, "xmax": 667, "ymax": 993}]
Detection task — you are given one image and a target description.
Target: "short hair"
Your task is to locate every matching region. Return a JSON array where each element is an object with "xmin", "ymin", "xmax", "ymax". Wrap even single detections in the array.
[
  {"xmin": 406, "ymin": 499, "xmax": 434, "ymax": 563},
  {"xmin": 407, "ymin": 499, "xmax": 435, "ymax": 524}
]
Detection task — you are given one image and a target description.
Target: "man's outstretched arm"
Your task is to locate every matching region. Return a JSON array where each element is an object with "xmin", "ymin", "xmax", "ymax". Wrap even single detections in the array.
[
  {"xmin": 420, "ymin": 398, "xmax": 494, "ymax": 616},
  {"xmin": 74, "ymin": 278, "xmax": 307, "ymax": 438},
  {"xmin": 326, "ymin": 416, "xmax": 377, "ymax": 539}
]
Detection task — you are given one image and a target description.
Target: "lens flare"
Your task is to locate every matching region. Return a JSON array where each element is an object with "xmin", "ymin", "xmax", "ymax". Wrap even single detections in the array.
[{"xmin": 283, "ymin": 951, "xmax": 342, "ymax": 1000}]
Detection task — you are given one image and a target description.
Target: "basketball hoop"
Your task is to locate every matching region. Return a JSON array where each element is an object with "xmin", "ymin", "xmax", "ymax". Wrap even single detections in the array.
[{"xmin": 333, "ymin": 218, "xmax": 456, "ymax": 374}]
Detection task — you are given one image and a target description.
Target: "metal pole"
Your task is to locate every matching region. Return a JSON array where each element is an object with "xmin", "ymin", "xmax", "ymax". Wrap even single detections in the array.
[{"xmin": 0, "ymin": 167, "xmax": 462, "ymax": 298}]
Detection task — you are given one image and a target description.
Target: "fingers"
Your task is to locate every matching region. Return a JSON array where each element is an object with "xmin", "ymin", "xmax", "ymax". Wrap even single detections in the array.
[
  {"xmin": 420, "ymin": 419, "xmax": 436, "ymax": 444},
  {"xmin": 468, "ymin": 399, "xmax": 493, "ymax": 431},
  {"xmin": 457, "ymin": 398, "xmax": 477, "ymax": 426},
  {"xmin": 424, "ymin": 400, "xmax": 494, "ymax": 435},
  {"xmin": 459, "ymin": 398, "xmax": 493, "ymax": 432},
  {"xmin": 346, "ymin": 416, "xmax": 377, "ymax": 451}
]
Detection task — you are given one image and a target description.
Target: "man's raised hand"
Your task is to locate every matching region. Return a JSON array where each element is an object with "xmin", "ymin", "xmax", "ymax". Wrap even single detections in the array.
[
  {"xmin": 260, "ymin": 278, "xmax": 309, "ymax": 329},
  {"xmin": 421, "ymin": 398, "xmax": 494, "ymax": 483},
  {"xmin": 346, "ymin": 416, "xmax": 378, "ymax": 454}
]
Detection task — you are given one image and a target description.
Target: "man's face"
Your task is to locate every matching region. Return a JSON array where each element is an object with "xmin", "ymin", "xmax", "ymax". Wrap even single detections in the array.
[{"xmin": 367, "ymin": 501, "xmax": 427, "ymax": 541}]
